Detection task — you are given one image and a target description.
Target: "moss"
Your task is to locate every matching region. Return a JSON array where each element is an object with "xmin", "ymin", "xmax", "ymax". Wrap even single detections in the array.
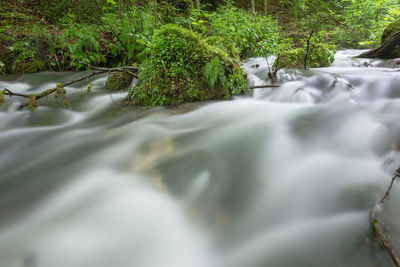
[
  {"xmin": 381, "ymin": 19, "xmax": 400, "ymax": 44},
  {"xmin": 132, "ymin": 24, "xmax": 247, "ymax": 106},
  {"xmin": 14, "ymin": 60, "xmax": 46, "ymax": 74},
  {"xmin": 0, "ymin": 91, "xmax": 4, "ymax": 106},
  {"xmin": 106, "ymin": 72, "xmax": 133, "ymax": 91},
  {"xmin": 204, "ymin": 36, "xmax": 240, "ymax": 61}
]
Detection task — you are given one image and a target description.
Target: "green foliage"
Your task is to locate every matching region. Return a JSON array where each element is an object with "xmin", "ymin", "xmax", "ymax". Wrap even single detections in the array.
[
  {"xmin": 204, "ymin": 57, "xmax": 225, "ymax": 89},
  {"xmin": 8, "ymin": 40, "xmax": 36, "ymax": 64},
  {"xmin": 132, "ymin": 24, "xmax": 246, "ymax": 106},
  {"xmin": 329, "ymin": 0, "xmax": 400, "ymax": 47},
  {"xmin": 275, "ymin": 33, "xmax": 335, "ymax": 69},
  {"xmin": 209, "ymin": 4, "xmax": 279, "ymax": 58},
  {"xmin": 204, "ymin": 36, "xmax": 240, "ymax": 60},
  {"xmin": 101, "ymin": 7, "xmax": 154, "ymax": 64},
  {"xmin": 50, "ymin": 22, "xmax": 106, "ymax": 69},
  {"xmin": 36, "ymin": 0, "xmax": 103, "ymax": 24},
  {"xmin": 0, "ymin": 61, "xmax": 5, "ymax": 75}
]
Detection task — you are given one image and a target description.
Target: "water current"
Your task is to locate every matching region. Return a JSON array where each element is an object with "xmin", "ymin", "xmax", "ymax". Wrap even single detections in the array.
[{"xmin": 0, "ymin": 50, "xmax": 399, "ymax": 267}]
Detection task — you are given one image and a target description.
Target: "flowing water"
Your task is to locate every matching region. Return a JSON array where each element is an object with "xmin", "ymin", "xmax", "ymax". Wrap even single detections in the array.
[{"xmin": 0, "ymin": 50, "xmax": 400, "ymax": 267}]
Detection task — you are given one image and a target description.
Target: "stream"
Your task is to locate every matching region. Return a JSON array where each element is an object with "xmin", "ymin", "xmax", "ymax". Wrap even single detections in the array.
[{"xmin": 0, "ymin": 50, "xmax": 399, "ymax": 267}]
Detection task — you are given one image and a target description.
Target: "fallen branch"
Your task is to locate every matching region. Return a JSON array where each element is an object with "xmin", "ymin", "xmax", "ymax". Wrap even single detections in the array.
[
  {"xmin": 249, "ymin": 84, "xmax": 281, "ymax": 89},
  {"xmin": 1, "ymin": 70, "xmax": 106, "ymax": 110},
  {"xmin": 369, "ymin": 167, "xmax": 400, "ymax": 267},
  {"xmin": 79, "ymin": 62, "xmax": 139, "ymax": 72},
  {"xmin": 79, "ymin": 62, "xmax": 139, "ymax": 79}
]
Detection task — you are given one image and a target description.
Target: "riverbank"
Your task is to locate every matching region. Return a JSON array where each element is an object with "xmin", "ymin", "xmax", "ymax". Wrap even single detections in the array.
[{"xmin": 1, "ymin": 0, "xmax": 398, "ymax": 75}]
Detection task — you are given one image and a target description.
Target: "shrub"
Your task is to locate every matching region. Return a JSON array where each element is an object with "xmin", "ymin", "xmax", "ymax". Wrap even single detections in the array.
[
  {"xmin": 275, "ymin": 33, "xmax": 335, "ymax": 69},
  {"xmin": 209, "ymin": 4, "xmax": 279, "ymax": 58},
  {"xmin": 50, "ymin": 22, "xmax": 106, "ymax": 69}
]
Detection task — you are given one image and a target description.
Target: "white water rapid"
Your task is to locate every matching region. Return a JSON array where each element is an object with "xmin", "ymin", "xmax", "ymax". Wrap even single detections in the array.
[{"xmin": 0, "ymin": 50, "xmax": 399, "ymax": 267}]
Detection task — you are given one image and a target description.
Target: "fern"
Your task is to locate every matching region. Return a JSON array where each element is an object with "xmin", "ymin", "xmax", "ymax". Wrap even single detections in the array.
[{"xmin": 204, "ymin": 57, "xmax": 225, "ymax": 89}]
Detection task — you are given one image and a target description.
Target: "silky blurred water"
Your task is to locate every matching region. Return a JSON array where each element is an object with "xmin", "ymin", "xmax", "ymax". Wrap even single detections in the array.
[{"xmin": 0, "ymin": 50, "xmax": 399, "ymax": 267}]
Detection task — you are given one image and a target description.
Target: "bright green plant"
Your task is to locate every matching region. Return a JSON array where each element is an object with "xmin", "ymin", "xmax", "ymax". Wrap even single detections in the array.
[
  {"xmin": 50, "ymin": 21, "xmax": 106, "ymax": 69},
  {"xmin": 101, "ymin": 7, "xmax": 153, "ymax": 64},
  {"xmin": 0, "ymin": 61, "xmax": 5, "ymax": 75},
  {"xmin": 204, "ymin": 57, "xmax": 226, "ymax": 89},
  {"xmin": 275, "ymin": 33, "xmax": 335, "ymax": 69},
  {"xmin": 209, "ymin": 3, "xmax": 279, "ymax": 58}
]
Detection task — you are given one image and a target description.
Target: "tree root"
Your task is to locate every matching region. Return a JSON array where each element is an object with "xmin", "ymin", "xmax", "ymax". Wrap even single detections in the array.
[{"xmin": 369, "ymin": 167, "xmax": 400, "ymax": 267}]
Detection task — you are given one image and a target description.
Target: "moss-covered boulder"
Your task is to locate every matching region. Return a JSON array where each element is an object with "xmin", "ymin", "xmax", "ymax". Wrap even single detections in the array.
[
  {"xmin": 132, "ymin": 24, "xmax": 247, "ymax": 106},
  {"xmin": 14, "ymin": 60, "xmax": 46, "ymax": 74},
  {"xmin": 106, "ymin": 72, "xmax": 133, "ymax": 91},
  {"xmin": 382, "ymin": 19, "xmax": 400, "ymax": 44}
]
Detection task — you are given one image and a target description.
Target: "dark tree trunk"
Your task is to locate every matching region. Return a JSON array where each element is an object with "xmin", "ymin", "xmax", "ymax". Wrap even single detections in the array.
[{"xmin": 358, "ymin": 31, "xmax": 400, "ymax": 59}]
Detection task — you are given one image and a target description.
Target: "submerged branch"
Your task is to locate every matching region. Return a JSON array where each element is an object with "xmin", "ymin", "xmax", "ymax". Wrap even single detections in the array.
[{"xmin": 369, "ymin": 167, "xmax": 400, "ymax": 267}]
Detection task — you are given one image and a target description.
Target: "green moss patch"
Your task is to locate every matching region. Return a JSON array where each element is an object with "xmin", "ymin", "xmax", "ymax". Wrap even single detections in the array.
[
  {"xmin": 14, "ymin": 60, "xmax": 46, "ymax": 74},
  {"xmin": 382, "ymin": 19, "xmax": 400, "ymax": 44}
]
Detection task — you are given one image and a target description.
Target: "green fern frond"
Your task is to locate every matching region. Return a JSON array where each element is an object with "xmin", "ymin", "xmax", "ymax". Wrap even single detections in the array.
[{"xmin": 204, "ymin": 57, "xmax": 224, "ymax": 89}]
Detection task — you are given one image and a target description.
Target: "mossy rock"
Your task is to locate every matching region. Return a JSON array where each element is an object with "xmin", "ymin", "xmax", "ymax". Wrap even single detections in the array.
[
  {"xmin": 382, "ymin": 19, "xmax": 400, "ymax": 44},
  {"xmin": 14, "ymin": 60, "xmax": 46, "ymax": 74},
  {"xmin": 132, "ymin": 24, "xmax": 247, "ymax": 106},
  {"xmin": 204, "ymin": 36, "xmax": 240, "ymax": 61},
  {"xmin": 106, "ymin": 72, "xmax": 133, "ymax": 91}
]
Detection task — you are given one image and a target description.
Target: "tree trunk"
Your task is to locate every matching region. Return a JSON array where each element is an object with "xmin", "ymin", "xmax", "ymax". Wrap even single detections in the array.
[
  {"xmin": 358, "ymin": 31, "xmax": 400, "ymax": 59},
  {"xmin": 153, "ymin": 0, "xmax": 157, "ymax": 14},
  {"xmin": 196, "ymin": 0, "xmax": 200, "ymax": 9},
  {"xmin": 251, "ymin": 0, "xmax": 255, "ymax": 18},
  {"xmin": 264, "ymin": 0, "xmax": 268, "ymax": 16},
  {"xmin": 153, "ymin": 0, "xmax": 157, "ymax": 25}
]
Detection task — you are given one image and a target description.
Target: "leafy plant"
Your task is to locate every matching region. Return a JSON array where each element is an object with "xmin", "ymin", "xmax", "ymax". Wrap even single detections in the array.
[
  {"xmin": 204, "ymin": 57, "xmax": 225, "ymax": 88},
  {"xmin": 209, "ymin": 3, "xmax": 279, "ymax": 58},
  {"xmin": 50, "ymin": 21, "xmax": 106, "ymax": 69}
]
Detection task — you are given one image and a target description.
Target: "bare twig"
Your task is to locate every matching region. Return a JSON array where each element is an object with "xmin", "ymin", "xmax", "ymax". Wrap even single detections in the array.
[
  {"xmin": 249, "ymin": 84, "xmax": 281, "ymax": 89},
  {"xmin": 380, "ymin": 167, "xmax": 400, "ymax": 204},
  {"xmin": 369, "ymin": 166, "xmax": 400, "ymax": 267},
  {"xmin": 304, "ymin": 31, "xmax": 314, "ymax": 70},
  {"xmin": 3, "ymin": 89, "xmax": 31, "ymax": 98},
  {"xmin": 79, "ymin": 62, "xmax": 139, "ymax": 72},
  {"xmin": 79, "ymin": 62, "xmax": 139, "ymax": 79}
]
